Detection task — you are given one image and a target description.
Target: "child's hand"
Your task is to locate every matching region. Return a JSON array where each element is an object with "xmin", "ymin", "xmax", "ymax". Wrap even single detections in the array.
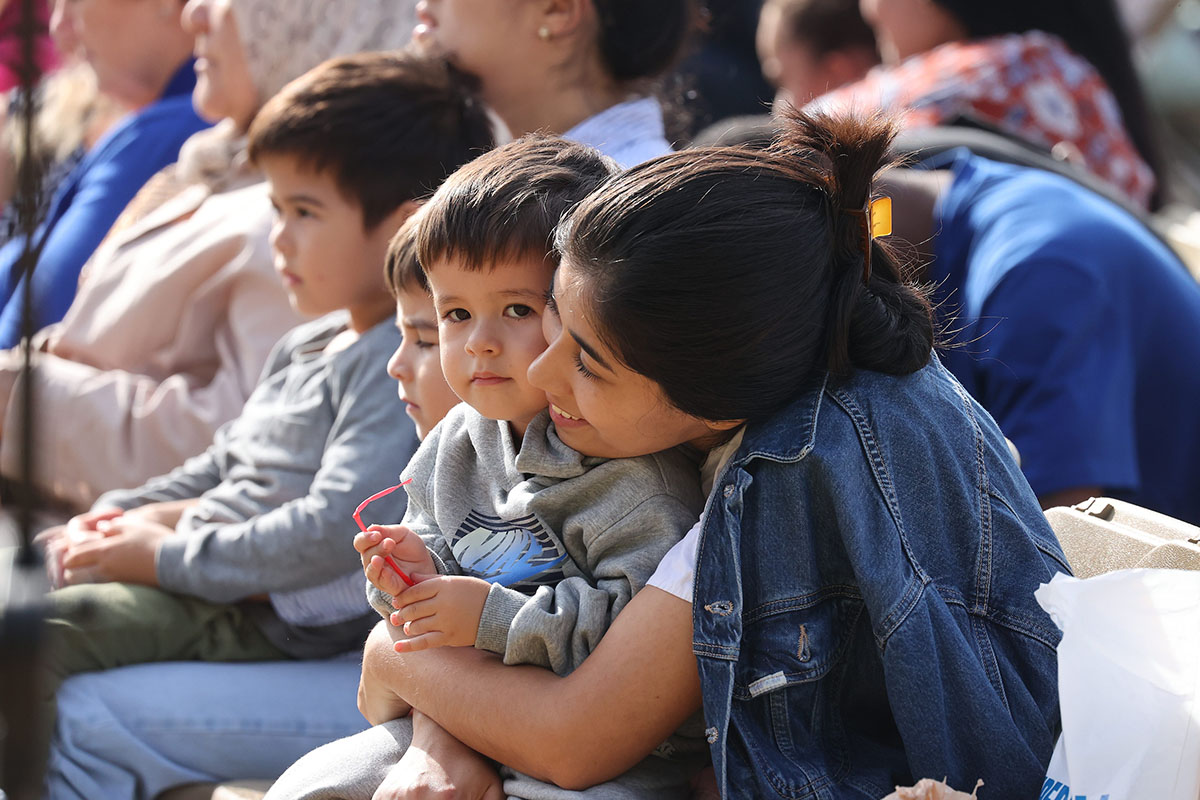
[
  {"xmin": 354, "ymin": 524, "xmax": 435, "ymax": 597},
  {"xmin": 36, "ymin": 507, "xmax": 124, "ymax": 587},
  {"xmin": 388, "ymin": 575, "xmax": 491, "ymax": 653}
]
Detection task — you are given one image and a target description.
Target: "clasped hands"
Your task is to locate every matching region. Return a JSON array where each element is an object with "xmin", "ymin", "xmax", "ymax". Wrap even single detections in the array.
[
  {"xmin": 35, "ymin": 505, "xmax": 176, "ymax": 588},
  {"xmin": 353, "ymin": 525, "xmax": 491, "ymax": 654}
]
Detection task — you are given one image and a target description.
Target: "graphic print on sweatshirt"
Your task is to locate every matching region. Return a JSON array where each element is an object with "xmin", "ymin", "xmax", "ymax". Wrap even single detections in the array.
[{"xmin": 450, "ymin": 510, "xmax": 569, "ymax": 590}]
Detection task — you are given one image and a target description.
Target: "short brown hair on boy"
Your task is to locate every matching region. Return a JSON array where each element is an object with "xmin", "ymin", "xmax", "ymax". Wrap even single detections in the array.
[
  {"xmin": 385, "ymin": 210, "xmax": 428, "ymax": 297},
  {"xmin": 248, "ymin": 51, "xmax": 494, "ymax": 230},
  {"xmin": 415, "ymin": 135, "xmax": 618, "ymax": 272}
]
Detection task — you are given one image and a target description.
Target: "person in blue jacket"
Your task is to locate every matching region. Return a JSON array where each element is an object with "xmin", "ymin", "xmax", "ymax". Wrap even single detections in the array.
[
  {"xmin": 877, "ymin": 150, "xmax": 1200, "ymax": 526},
  {"xmin": 0, "ymin": 0, "xmax": 205, "ymax": 347}
]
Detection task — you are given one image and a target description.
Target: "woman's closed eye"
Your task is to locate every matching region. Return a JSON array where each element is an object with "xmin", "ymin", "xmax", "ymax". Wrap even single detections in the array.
[{"xmin": 574, "ymin": 352, "xmax": 599, "ymax": 381}]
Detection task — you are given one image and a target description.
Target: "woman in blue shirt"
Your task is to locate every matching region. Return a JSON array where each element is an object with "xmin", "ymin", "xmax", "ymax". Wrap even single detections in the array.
[
  {"xmin": 0, "ymin": 0, "xmax": 206, "ymax": 347},
  {"xmin": 339, "ymin": 110, "xmax": 1068, "ymax": 800}
]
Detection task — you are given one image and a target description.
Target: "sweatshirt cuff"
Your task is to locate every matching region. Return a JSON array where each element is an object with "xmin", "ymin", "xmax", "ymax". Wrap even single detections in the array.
[
  {"xmin": 154, "ymin": 534, "xmax": 188, "ymax": 594},
  {"xmin": 366, "ymin": 582, "xmax": 396, "ymax": 621},
  {"xmin": 428, "ymin": 548, "xmax": 460, "ymax": 576},
  {"xmin": 475, "ymin": 582, "xmax": 528, "ymax": 656}
]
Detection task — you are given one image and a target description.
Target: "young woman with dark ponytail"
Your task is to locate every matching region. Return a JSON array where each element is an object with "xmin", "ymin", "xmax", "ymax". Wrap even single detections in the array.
[{"xmin": 281, "ymin": 111, "xmax": 1067, "ymax": 800}]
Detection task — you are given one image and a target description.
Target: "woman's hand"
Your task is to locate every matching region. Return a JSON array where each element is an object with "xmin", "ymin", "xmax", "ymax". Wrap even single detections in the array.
[
  {"xmin": 364, "ymin": 586, "xmax": 703, "ymax": 789},
  {"xmin": 372, "ymin": 712, "xmax": 503, "ymax": 800}
]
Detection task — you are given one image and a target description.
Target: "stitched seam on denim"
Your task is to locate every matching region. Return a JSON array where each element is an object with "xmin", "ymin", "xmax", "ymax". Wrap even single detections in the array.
[
  {"xmin": 876, "ymin": 576, "xmax": 926, "ymax": 650},
  {"xmin": 762, "ymin": 759, "xmax": 832, "ymax": 800},
  {"xmin": 743, "ymin": 586, "xmax": 863, "ymax": 624},
  {"xmin": 693, "ymin": 479, "xmax": 743, "ymax": 608},
  {"xmin": 972, "ymin": 613, "xmax": 1011, "ymax": 712},
  {"xmin": 728, "ymin": 375, "xmax": 829, "ymax": 469},
  {"xmin": 828, "ymin": 390, "xmax": 929, "ymax": 593},
  {"xmin": 940, "ymin": 591, "xmax": 1063, "ymax": 649},
  {"xmin": 694, "ymin": 642, "xmax": 740, "ymax": 659},
  {"xmin": 990, "ymin": 489, "xmax": 1072, "ymax": 575},
  {"xmin": 952, "ymin": 375, "xmax": 994, "ymax": 617}
]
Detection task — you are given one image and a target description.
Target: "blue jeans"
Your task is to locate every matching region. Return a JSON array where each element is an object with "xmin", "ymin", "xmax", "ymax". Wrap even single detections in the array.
[{"xmin": 44, "ymin": 657, "xmax": 369, "ymax": 800}]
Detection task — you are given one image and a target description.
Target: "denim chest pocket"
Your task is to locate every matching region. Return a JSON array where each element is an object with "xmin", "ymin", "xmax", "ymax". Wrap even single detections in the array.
[{"xmin": 729, "ymin": 593, "xmax": 865, "ymax": 799}]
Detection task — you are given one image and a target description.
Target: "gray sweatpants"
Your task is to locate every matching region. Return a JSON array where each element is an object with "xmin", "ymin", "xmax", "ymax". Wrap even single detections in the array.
[{"xmin": 263, "ymin": 718, "xmax": 698, "ymax": 800}]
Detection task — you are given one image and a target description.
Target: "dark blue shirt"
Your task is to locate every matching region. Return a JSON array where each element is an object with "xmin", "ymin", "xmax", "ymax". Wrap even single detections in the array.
[
  {"xmin": 0, "ymin": 59, "xmax": 208, "ymax": 347},
  {"xmin": 933, "ymin": 153, "xmax": 1200, "ymax": 526}
]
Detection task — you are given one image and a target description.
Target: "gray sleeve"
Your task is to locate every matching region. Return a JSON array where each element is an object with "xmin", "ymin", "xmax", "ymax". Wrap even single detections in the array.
[
  {"xmin": 156, "ymin": 337, "xmax": 418, "ymax": 603},
  {"xmin": 93, "ymin": 445, "xmax": 223, "ymax": 511},
  {"xmin": 92, "ymin": 329, "xmax": 298, "ymax": 513},
  {"xmin": 474, "ymin": 492, "xmax": 698, "ymax": 675}
]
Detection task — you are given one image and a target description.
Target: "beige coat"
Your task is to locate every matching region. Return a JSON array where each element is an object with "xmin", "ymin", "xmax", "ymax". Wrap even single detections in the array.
[{"xmin": 0, "ymin": 171, "xmax": 304, "ymax": 512}]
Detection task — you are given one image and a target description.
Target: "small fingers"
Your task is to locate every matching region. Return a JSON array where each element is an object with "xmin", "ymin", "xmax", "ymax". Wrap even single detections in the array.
[
  {"xmin": 366, "ymin": 556, "xmax": 408, "ymax": 596},
  {"xmin": 353, "ymin": 529, "xmax": 383, "ymax": 553},
  {"xmin": 391, "ymin": 631, "xmax": 447, "ymax": 653},
  {"xmin": 391, "ymin": 595, "xmax": 440, "ymax": 624}
]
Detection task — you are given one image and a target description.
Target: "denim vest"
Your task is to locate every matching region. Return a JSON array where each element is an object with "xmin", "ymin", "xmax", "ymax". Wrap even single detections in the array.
[{"xmin": 693, "ymin": 357, "xmax": 1068, "ymax": 799}]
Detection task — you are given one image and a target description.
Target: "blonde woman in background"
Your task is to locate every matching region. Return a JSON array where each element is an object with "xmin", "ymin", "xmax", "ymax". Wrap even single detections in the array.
[{"xmin": 0, "ymin": 0, "xmax": 207, "ymax": 347}]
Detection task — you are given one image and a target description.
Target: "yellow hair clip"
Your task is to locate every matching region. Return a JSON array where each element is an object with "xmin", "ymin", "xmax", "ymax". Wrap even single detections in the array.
[{"xmin": 844, "ymin": 195, "xmax": 892, "ymax": 285}]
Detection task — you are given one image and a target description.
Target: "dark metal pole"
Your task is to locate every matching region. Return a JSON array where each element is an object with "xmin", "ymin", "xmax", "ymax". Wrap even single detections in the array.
[{"xmin": 0, "ymin": 0, "xmax": 49, "ymax": 796}]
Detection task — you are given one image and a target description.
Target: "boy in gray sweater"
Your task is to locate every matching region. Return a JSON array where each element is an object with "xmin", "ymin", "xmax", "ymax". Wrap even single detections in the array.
[{"xmin": 38, "ymin": 53, "xmax": 495, "ymax": 685}]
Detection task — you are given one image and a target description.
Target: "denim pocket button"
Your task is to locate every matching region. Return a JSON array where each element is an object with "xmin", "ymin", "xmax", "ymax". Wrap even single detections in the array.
[
  {"xmin": 705, "ymin": 726, "xmax": 719, "ymax": 744},
  {"xmin": 723, "ymin": 483, "xmax": 735, "ymax": 499}
]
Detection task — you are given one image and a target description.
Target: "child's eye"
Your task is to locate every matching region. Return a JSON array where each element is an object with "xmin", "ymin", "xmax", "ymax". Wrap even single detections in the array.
[
  {"xmin": 416, "ymin": 338, "xmax": 438, "ymax": 350},
  {"xmin": 444, "ymin": 308, "xmax": 470, "ymax": 323},
  {"xmin": 504, "ymin": 304, "xmax": 534, "ymax": 319},
  {"xmin": 574, "ymin": 352, "xmax": 599, "ymax": 381}
]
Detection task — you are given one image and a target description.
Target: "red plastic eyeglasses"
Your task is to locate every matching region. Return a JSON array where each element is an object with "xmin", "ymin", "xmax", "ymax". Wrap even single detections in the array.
[{"xmin": 353, "ymin": 479, "xmax": 416, "ymax": 588}]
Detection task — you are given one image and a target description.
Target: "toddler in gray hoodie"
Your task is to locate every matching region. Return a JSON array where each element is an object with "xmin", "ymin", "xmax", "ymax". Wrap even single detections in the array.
[{"xmin": 349, "ymin": 137, "xmax": 709, "ymax": 797}]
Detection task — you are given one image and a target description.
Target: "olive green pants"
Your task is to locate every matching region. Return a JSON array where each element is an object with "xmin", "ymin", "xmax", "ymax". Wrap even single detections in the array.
[{"xmin": 44, "ymin": 582, "xmax": 286, "ymax": 689}]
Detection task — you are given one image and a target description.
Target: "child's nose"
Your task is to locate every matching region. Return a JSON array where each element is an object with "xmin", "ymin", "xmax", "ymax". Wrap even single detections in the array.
[
  {"xmin": 464, "ymin": 321, "xmax": 500, "ymax": 356},
  {"xmin": 270, "ymin": 219, "xmax": 292, "ymax": 256},
  {"xmin": 386, "ymin": 345, "xmax": 409, "ymax": 381}
]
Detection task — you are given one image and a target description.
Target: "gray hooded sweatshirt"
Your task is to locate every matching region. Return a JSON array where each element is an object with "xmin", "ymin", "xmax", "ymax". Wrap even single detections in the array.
[{"xmin": 368, "ymin": 403, "xmax": 704, "ymax": 677}]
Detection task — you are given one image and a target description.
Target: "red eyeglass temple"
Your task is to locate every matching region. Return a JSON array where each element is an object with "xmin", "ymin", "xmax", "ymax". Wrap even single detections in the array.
[{"xmin": 354, "ymin": 479, "xmax": 416, "ymax": 587}]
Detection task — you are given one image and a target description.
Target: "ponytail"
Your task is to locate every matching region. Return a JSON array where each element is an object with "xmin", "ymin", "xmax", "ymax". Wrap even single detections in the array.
[
  {"xmin": 559, "ymin": 110, "xmax": 934, "ymax": 424},
  {"xmin": 770, "ymin": 109, "xmax": 934, "ymax": 377}
]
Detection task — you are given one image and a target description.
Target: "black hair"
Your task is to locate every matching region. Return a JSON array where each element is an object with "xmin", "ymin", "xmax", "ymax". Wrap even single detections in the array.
[
  {"xmin": 385, "ymin": 212, "xmax": 428, "ymax": 296},
  {"xmin": 558, "ymin": 109, "xmax": 933, "ymax": 423},
  {"xmin": 592, "ymin": 0, "xmax": 695, "ymax": 82},
  {"xmin": 247, "ymin": 52, "xmax": 494, "ymax": 230},
  {"xmin": 929, "ymin": 0, "xmax": 1164, "ymax": 206}
]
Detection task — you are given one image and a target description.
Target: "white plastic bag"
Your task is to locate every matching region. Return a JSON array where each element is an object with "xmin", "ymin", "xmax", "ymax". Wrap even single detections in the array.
[{"xmin": 1035, "ymin": 570, "xmax": 1200, "ymax": 800}]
